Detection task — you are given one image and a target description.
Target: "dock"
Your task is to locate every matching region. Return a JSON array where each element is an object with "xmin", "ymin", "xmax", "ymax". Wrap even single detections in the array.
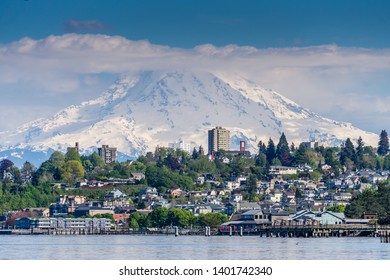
[{"xmin": 219, "ymin": 224, "xmax": 390, "ymax": 239}]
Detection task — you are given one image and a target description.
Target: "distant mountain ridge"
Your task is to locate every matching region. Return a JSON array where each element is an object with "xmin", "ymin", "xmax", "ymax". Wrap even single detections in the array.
[{"xmin": 0, "ymin": 69, "xmax": 378, "ymax": 166}]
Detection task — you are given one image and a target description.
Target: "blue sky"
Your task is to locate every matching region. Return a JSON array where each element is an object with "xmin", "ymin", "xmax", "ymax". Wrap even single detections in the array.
[
  {"xmin": 0, "ymin": 0, "xmax": 390, "ymax": 137},
  {"xmin": 1, "ymin": 0, "xmax": 390, "ymax": 48}
]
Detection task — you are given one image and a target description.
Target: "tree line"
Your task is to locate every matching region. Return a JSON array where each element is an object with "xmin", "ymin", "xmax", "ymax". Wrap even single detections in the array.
[{"xmin": 128, "ymin": 207, "xmax": 228, "ymax": 230}]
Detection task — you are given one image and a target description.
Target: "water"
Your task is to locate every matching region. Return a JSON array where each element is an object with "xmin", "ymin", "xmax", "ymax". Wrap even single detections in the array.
[{"xmin": 0, "ymin": 235, "xmax": 389, "ymax": 260}]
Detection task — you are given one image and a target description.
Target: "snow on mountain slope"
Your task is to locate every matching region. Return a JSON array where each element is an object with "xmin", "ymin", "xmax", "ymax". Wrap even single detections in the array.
[{"xmin": 0, "ymin": 69, "xmax": 379, "ymax": 165}]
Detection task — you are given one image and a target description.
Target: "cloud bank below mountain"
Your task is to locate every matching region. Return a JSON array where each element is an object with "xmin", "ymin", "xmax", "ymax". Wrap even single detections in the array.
[{"xmin": 0, "ymin": 34, "xmax": 389, "ymax": 134}]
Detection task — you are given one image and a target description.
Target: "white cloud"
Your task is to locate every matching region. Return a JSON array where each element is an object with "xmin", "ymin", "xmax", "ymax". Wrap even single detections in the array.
[{"xmin": 0, "ymin": 34, "xmax": 389, "ymax": 133}]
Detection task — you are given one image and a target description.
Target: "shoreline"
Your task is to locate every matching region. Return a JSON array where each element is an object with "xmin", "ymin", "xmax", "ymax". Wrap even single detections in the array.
[{"xmin": 3, "ymin": 225, "xmax": 390, "ymax": 242}]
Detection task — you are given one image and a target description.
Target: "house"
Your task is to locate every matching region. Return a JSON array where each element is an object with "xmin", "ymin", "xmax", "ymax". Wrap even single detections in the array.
[
  {"xmin": 362, "ymin": 212, "xmax": 378, "ymax": 220},
  {"xmin": 112, "ymin": 213, "xmax": 131, "ymax": 226},
  {"xmin": 231, "ymin": 193, "xmax": 243, "ymax": 202},
  {"xmin": 197, "ymin": 176, "xmax": 205, "ymax": 184},
  {"xmin": 264, "ymin": 209, "xmax": 293, "ymax": 224},
  {"xmin": 180, "ymin": 205, "xmax": 213, "ymax": 216},
  {"xmin": 131, "ymin": 173, "xmax": 145, "ymax": 181},
  {"xmin": 369, "ymin": 173, "xmax": 388, "ymax": 183},
  {"xmin": 265, "ymin": 190, "xmax": 283, "ymax": 203},
  {"xmin": 220, "ymin": 209, "xmax": 270, "ymax": 233},
  {"xmin": 139, "ymin": 187, "xmax": 159, "ymax": 200},
  {"xmin": 269, "ymin": 166, "xmax": 297, "ymax": 176},
  {"xmin": 73, "ymin": 204, "xmax": 114, "ymax": 218},
  {"xmin": 225, "ymin": 181, "xmax": 241, "ymax": 190},
  {"xmin": 333, "ymin": 192, "xmax": 352, "ymax": 202},
  {"xmin": 24, "ymin": 208, "xmax": 50, "ymax": 218},
  {"xmin": 290, "ymin": 210, "xmax": 345, "ymax": 225},
  {"xmin": 297, "ymin": 164, "xmax": 314, "ymax": 172},
  {"xmin": 104, "ymin": 189, "xmax": 127, "ymax": 200},
  {"xmin": 49, "ymin": 203, "xmax": 70, "ymax": 217},
  {"xmin": 170, "ymin": 188, "xmax": 185, "ymax": 197}
]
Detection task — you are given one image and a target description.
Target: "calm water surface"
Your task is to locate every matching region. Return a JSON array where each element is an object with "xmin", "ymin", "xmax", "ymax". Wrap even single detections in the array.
[{"xmin": 0, "ymin": 235, "xmax": 389, "ymax": 260}]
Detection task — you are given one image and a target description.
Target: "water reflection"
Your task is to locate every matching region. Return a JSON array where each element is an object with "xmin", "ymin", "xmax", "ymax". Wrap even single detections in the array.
[{"xmin": 1, "ymin": 235, "xmax": 389, "ymax": 260}]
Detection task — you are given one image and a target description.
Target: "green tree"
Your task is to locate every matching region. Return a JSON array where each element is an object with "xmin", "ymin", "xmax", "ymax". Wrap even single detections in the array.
[
  {"xmin": 191, "ymin": 147, "xmax": 199, "ymax": 159},
  {"xmin": 356, "ymin": 137, "xmax": 364, "ymax": 169},
  {"xmin": 64, "ymin": 160, "xmax": 85, "ymax": 184},
  {"xmin": 89, "ymin": 152, "xmax": 105, "ymax": 168},
  {"xmin": 276, "ymin": 132, "xmax": 292, "ymax": 166},
  {"xmin": 378, "ymin": 130, "xmax": 389, "ymax": 156},
  {"xmin": 345, "ymin": 188, "xmax": 385, "ymax": 219},
  {"xmin": 65, "ymin": 149, "xmax": 81, "ymax": 162},
  {"xmin": 188, "ymin": 156, "xmax": 216, "ymax": 173},
  {"xmin": 129, "ymin": 218, "xmax": 139, "ymax": 230},
  {"xmin": 340, "ymin": 138, "xmax": 356, "ymax": 170},
  {"xmin": 21, "ymin": 161, "xmax": 36, "ymax": 177},
  {"xmin": 383, "ymin": 155, "xmax": 390, "ymax": 170},
  {"xmin": 257, "ymin": 140, "xmax": 267, "ymax": 154},
  {"xmin": 148, "ymin": 207, "xmax": 169, "ymax": 227},
  {"xmin": 293, "ymin": 143, "xmax": 309, "ymax": 166},
  {"xmin": 326, "ymin": 204, "xmax": 346, "ymax": 213},
  {"xmin": 168, "ymin": 208, "xmax": 194, "ymax": 228},
  {"xmin": 266, "ymin": 138, "xmax": 276, "ymax": 165},
  {"xmin": 196, "ymin": 212, "xmax": 228, "ymax": 228},
  {"xmin": 48, "ymin": 151, "xmax": 65, "ymax": 171}
]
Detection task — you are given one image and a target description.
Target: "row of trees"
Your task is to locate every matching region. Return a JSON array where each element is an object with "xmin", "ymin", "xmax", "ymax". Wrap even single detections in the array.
[
  {"xmin": 128, "ymin": 207, "xmax": 228, "ymax": 230},
  {"xmin": 256, "ymin": 130, "xmax": 390, "ymax": 172}
]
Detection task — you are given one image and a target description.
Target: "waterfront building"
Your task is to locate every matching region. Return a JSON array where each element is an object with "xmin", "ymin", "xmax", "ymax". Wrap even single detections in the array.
[
  {"xmin": 290, "ymin": 210, "xmax": 345, "ymax": 225},
  {"xmin": 208, "ymin": 126, "xmax": 230, "ymax": 154},
  {"xmin": 220, "ymin": 209, "xmax": 271, "ymax": 232},
  {"xmin": 15, "ymin": 217, "xmax": 113, "ymax": 230}
]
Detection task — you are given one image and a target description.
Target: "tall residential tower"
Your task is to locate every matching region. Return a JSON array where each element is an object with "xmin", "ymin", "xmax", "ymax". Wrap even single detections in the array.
[{"xmin": 208, "ymin": 126, "xmax": 230, "ymax": 154}]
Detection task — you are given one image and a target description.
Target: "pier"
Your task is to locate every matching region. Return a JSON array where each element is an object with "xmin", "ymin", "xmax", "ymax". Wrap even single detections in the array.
[
  {"xmin": 219, "ymin": 224, "xmax": 390, "ymax": 238},
  {"xmin": 3, "ymin": 224, "xmax": 390, "ymax": 240}
]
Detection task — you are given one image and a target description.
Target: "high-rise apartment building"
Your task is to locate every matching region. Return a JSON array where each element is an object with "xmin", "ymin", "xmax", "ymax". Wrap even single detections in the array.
[
  {"xmin": 98, "ymin": 145, "xmax": 117, "ymax": 164},
  {"xmin": 208, "ymin": 126, "xmax": 230, "ymax": 154}
]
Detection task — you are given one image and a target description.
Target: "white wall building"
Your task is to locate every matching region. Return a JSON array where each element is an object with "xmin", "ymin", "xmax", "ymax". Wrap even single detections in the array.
[{"xmin": 169, "ymin": 140, "xmax": 191, "ymax": 154}]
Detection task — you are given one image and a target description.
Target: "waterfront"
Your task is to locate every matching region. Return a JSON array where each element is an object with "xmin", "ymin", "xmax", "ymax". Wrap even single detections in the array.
[{"xmin": 1, "ymin": 235, "xmax": 389, "ymax": 260}]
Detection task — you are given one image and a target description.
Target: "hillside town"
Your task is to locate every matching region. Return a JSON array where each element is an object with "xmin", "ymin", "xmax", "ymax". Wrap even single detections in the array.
[{"xmin": 1, "ymin": 127, "xmax": 390, "ymax": 235}]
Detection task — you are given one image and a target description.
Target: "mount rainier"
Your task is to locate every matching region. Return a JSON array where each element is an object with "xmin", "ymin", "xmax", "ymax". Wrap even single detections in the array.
[{"xmin": 0, "ymin": 70, "xmax": 379, "ymax": 166}]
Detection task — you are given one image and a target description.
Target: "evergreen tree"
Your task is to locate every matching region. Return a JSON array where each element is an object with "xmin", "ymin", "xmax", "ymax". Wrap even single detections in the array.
[
  {"xmin": 255, "ymin": 150, "xmax": 267, "ymax": 168},
  {"xmin": 293, "ymin": 143, "xmax": 309, "ymax": 166},
  {"xmin": 378, "ymin": 130, "xmax": 389, "ymax": 156},
  {"xmin": 276, "ymin": 132, "xmax": 291, "ymax": 166},
  {"xmin": 191, "ymin": 148, "xmax": 199, "ymax": 159},
  {"xmin": 266, "ymin": 138, "xmax": 276, "ymax": 165},
  {"xmin": 257, "ymin": 140, "xmax": 267, "ymax": 154},
  {"xmin": 340, "ymin": 138, "xmax": 356, "ymax": 170},
  {"xmin": 198, "ymin": 145, "xmax": 205, "ymax": 156},
  {"xmin": 356, "ymin": 137, "xmax": 364, "ymax": 169}
]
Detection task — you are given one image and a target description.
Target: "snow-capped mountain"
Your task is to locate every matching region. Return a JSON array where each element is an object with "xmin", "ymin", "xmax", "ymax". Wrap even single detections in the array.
[{"xmin": 0, "ymin": 70, "xmax": 378, "ymax": 166}]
